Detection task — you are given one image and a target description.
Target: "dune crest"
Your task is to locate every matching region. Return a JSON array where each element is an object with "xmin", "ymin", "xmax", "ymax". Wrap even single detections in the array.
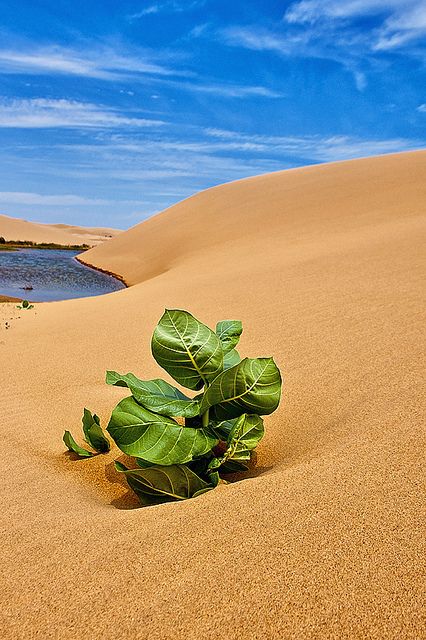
[
  {"xmin": 0, "ymin": 213, "xmax": 121, "ymax": 246},
  {"xmin": 0, "ymin": 151, "xmax": 425, "ymax": 639}
]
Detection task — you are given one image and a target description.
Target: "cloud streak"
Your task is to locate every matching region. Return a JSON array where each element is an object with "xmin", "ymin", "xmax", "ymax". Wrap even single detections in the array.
[
  {"xmin": 0, "ymin": 192, "xmax": 108, "ymax": 205},
  {"xmin": 284, "ymin": 0, "xmax": 426, "ymax": 51},
  {"xmin": 217, "ymin": 0, "xmax": 426, "ymax": 90},
  {"xmin": 0, "ymin": 98, "xmax": 165, "ymax": 129},
  {"xmin": 0, "ymin": 44, "xmax": 185, "ymax": 80},
  {"xmin": 128, "ymin": 1, "xmax": 206, "ymax": 20}
]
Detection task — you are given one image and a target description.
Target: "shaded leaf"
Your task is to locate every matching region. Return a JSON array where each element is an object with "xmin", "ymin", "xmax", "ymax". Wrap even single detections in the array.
[
  {"xmin": 216, "ymin": 320, "xmax": 242, "ymax": 354},
  {"xmin": 114, "ymin": 461, "xmax": 213, "ymax": 506},
  {"xmin": 135, "ymin": 457, "xmax": 155, "ymax": 469},
  {"xmin": 82, "ymin": 408, "xmax": 110, "ymax": 453},
  {"xmin": 220, "ymin": 459, "xmax": 249, "ymax": 473},
  {"xmin": 223, "ymin": 348, "xmax": 241, "ymax": 370},
  {"xmin": 225, "ymin": 414, "xmax": 264, "ymax": 451},
  {"xmin": 151, "ymin": 309, "xmax": 223, "ymax": 390},
  {"xmin": 200, "ymin": 358, "xmax": 282, "ymax": 420},
  {"xmin": 107, "ymin": 396, "xmax": 218, "ymax": 465},
  {"xmin": 106, "ymin": 371, "xmax": 200, "ymax": 418},
  {"xmin": 63, "ymin": 431, "xmax": 94, "ymax": 458}
]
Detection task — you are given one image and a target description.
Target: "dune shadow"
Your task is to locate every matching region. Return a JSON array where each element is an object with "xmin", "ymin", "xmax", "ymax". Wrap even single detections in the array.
[
  {"xmin": 105, "ymin": 455, "xmax": 141, "ymax": 509},
  {"xmin": 106, "ymin": 451, "xmax": 275, "ymax": 510}
]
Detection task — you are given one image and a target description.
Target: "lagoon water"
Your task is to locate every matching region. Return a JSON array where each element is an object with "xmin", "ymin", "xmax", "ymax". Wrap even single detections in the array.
[{"xmin": 0, "ymin": 249, "xmax": 125, "ymax": 302}]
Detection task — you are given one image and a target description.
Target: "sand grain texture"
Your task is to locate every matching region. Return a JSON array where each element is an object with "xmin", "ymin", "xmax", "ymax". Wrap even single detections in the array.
[{"xmin": 0, "ymin": 151, "xmax": 425, "ymax": 639}]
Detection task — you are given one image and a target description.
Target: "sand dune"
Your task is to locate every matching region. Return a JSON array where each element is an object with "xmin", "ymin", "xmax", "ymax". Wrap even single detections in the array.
[
  {"xmin": 0, "ymin": 151, "xmax": 425, "ymax": 639},
  {"xmin": 0, "ymin": 213, "xmax": 120, "ymax": 246}
]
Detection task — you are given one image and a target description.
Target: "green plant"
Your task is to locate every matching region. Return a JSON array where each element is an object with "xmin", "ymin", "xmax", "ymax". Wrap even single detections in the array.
[
  {"xmin": 63, "ymin": 309, "xmax": 282, "ymax": 506},
  {"xmin": 17, "ymin": 300, "xmax": 34, "ymax": 310},
  {"xmin": 63, "ymin": 408, "xmax": 110, "ymax": 457}
]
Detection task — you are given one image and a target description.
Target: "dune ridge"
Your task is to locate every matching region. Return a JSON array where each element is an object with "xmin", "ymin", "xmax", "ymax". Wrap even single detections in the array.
[
  {"xmin": 0, "ymin": 213, "xmax": 121, "ymax": 246},
  {"xmin": 0, "ymin": 151, "xmax": 425, "ymax": 639}
]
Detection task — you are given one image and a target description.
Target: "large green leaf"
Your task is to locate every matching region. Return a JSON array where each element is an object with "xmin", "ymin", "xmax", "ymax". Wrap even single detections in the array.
[
  {"xmin": 218, "ymin": 414, "xmax": 264, "ymax": 451},
  {"xmin": 82, "ymin": 408, "xmax": 110, "ymax": 453},
  {"xmin": 63, "ymin": 431, "xmax": 93, "ymax": 458},
  {"xmin": 151, "ymin": 309, "xmax": 224, "ymax": 390},
  {"xmin": 223, "ymin": 348, "xmax": 241, "ymax": 370},
  {"xmin": 106, "ymin": 371, "xmax": 200, "ymax": 418},
  {"xmin": 200, "ymin": 357, "xmax": 282, "ymax": 420},
  {"xmin": 114, "ymin": 461, "xmax": 213, "ymax": 506},
  {"xmin": 216, "ymin": 320, "xmax": 242, "ymax": 354},
  {"xmin": 107, "ymin": 396, "xmax": 218, "ymax": 465}
]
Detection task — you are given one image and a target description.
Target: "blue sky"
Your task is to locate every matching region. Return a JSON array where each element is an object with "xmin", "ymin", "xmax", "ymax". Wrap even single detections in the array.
[{"xmin": 0, "ymin": 0, "xmax": 425, "ymax": 228}]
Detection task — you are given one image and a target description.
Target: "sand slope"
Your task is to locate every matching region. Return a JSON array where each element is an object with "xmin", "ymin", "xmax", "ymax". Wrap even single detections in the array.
[
  {"xmin": 0, "ymin": 151, "xmax": 425, "ymax": 639},
  {"xmin": 0, "ymin": 213, "xmax": 120, "ymax": 246}
]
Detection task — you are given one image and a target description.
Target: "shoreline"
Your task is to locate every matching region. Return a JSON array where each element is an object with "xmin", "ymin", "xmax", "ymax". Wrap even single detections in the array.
[
  {"xmin": 75, "ymin": 253, "xmax": 129, "ymax": 288},
  {"xmin": 0, "ymin": 250, "xmax": 127, "ymax": 304},
  {"xmin": 0, "ymin": 294, "xmax": 21, "ymax": 303}
]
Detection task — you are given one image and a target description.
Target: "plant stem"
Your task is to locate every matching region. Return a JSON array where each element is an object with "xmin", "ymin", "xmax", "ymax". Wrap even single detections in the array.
[
  {"xmin": 202, "ymin": 407, "xmax": 209, "ymax": 428},
  {"xmin": 201, "ymin": 381, "xmax": 209, "ymax": 428}
]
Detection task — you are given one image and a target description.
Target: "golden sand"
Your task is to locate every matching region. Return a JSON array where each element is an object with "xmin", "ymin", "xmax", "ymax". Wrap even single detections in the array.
[
  {"xmin": 0, "ymin": 151, "xmax": 424, "ymax": 639},
  {"xmin": 0, "ymin": 213, "xmax": 120, "ymax": 246}
]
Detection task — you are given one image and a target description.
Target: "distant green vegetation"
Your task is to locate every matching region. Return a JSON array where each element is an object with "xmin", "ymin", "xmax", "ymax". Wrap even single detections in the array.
[{"xmin": 0, "ymin": 238, "xmax": 91, "ymax": 251}]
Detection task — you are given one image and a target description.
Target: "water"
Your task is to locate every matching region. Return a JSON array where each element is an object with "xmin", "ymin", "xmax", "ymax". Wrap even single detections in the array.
[{"xmin": 0, "ymin": 248, "xmax": 125, "ymax": 302}]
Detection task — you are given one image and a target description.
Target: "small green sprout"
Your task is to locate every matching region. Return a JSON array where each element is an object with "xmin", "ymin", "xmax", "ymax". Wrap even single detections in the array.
[{"xmin": 17, "ymin": 300, "xmax": 34, "ymax": 310}]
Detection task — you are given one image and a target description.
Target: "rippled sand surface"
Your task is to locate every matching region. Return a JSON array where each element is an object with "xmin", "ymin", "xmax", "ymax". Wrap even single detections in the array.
[{"xmin": 0, "ymin": 151, "xmax": 425, "ymax": 639}]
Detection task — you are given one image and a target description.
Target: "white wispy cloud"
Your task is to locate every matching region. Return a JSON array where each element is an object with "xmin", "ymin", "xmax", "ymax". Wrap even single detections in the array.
[
  {"xmin": 0, "ymin": 191, "xmax": 147, "ymax": 206},
  {"xmin": 219, "ymin": 25, "xmax": 367, "ymax": 90},
  {"xmin": 204, "ymin": 128, "xmax": 422, "ymax": 162},
  {"xmin": 0, "ymin": 98, "xmax": 165, "ymax": 129},
  {"xmin": 0, "ymin": 192, "xmax": 108, "ymax": 205},
  {"xmin": 218, "ymin": 1, "xmax": 426, "ymax": 91},
  {"xmin": 168, "ymin": 79, "xmax": 283, "ymax": 98},
  {"xmin": 0, "ymin": 44, "xmax": 185, "ymax": 80},
  {"xmin": 128, "ymin": 1, "xmax": 205, "ymax": 20},
  {"xmin": 284, "ymin": 0, "xmax": 426, "ymax": 51},
  {"xmin": 417, "ymin": 103, "xmax": 426, "ymax": 112}
]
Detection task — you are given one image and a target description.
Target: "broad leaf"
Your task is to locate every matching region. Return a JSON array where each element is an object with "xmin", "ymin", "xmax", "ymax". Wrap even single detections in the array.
[
  {"xmin": 135, "ymin": 457, "xmax": 155, "ymax": 469},
  {"xmin": 151, "ymin": 309, "xmax": 223, "ymax": 390},
  {"xmin": 223, "ymin": 348, "xmax": 241, "ymax": 370},
  {"xmin": 221, "ymin": 459, "xmax": 249, "ymax": 473},
  {"xmin": 114, "ymin": 461, "xmax": 213, "ymax": 506},
  {"xmin": 106, "ymin": 371, "xmax": 200, "ymax": 418},
  {"xmin": 63, "ymin": 431, "xmax": 93, "ymax": 458},
  {"xmin": 82, "ymin": 408, "xmax": 110, "ymax": 453},
  {"xmin": 224, "ymin": 414, "xmax": 264, "ymax": 450},
  {"xmin": 200, "ymin": 358, "xmax": 282, "ymax": 420},
  {"xmin": 216, "ymin": 320, "xmax": 242, "ymax": 354},
  {"xmin": 107, "ymin": 396, "xmax": 218, "ymax": 465}
]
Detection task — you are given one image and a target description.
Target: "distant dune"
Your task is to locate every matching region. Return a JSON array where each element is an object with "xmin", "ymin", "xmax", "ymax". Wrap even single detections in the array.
[
  {"xmin": 0, "ymin": 150, "xmax": 424, "ymax": 639},
  {"xmin": 0, "ymin": 213, "xmax": 121, "ymax": 246}
]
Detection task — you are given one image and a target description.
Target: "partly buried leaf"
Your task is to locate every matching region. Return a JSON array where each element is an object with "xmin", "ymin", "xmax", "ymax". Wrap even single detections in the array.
[
  {"xmin": 223, "ymin": 348, "xmax": 241, "ymax": 370},
  {"xmin": 212, "ymin": 415, "xmax": 263, "ymax": 469},
  {"xmin": 107, "ymin": 396, "xmax": 218, "ymax": 465},
  {"xmin": 63, "ymin": 430, "xmax": 94, "ymax": 458},
  {"xmin": 223, "ymin": 414, "xmax": 264, "ymax": 451},
  {"xmin": 220, "ymin": 459, "xmax": 249, "ymax": 473},
  {"xmin": 82, "ymin": 408, "xmax": 110, "ymax": 453},
  {"xmin": 200, "ymin": 357, "xmax": 282, "ymax": 420},
  {"xmin": 106, "ymin": 371, "xmax": 200, "ymax": 418},
  {"xmin": 216, "ymin": 320, "xmax": 242, "ymax": 354},
  {"xmin": 114, "ymin": 461, "xmax": 213, "ymax": 506},
  {"xmin": 151, "ymin": 309, "xmax": 224, "ymax": 390}
]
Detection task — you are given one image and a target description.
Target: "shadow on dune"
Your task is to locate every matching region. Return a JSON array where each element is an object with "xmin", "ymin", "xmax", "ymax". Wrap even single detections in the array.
[{"xmin": 105, "ymin": 453, "xmax": 275, "ymax": 510}]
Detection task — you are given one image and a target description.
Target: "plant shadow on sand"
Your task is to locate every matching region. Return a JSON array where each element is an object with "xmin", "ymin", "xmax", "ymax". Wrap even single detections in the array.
[{"xmin": 107, "ymin": 453, "xmax": 274, "ymax": 510}]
